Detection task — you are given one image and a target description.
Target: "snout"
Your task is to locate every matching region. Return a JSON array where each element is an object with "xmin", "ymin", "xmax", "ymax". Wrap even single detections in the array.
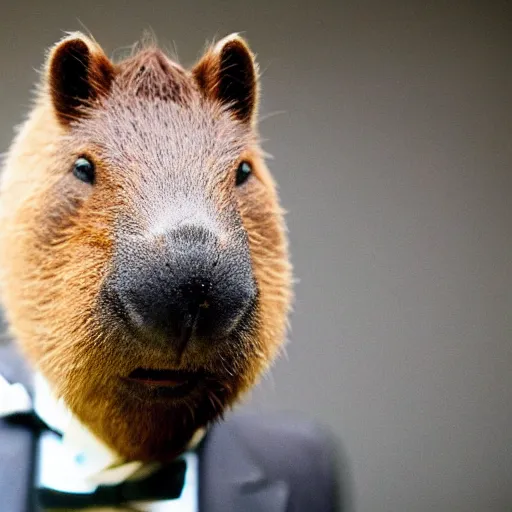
[{"xmin": 104, "ymin": 224, "xmax": 257, "ymax": 351}]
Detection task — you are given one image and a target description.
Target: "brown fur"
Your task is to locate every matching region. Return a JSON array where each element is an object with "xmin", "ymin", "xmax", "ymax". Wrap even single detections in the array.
[{"xmin": 0, "ymin": 33, "xmax": 292, "ymax": 461}]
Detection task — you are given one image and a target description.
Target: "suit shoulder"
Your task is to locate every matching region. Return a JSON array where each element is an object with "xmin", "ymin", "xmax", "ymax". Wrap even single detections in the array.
[
  {"xmin": 228, "ymin": 411, "xmax": 336, "ymax": 462},
  {"xmin": 227, "ymin": 412, "xmax": 341, "ymax": 511}
]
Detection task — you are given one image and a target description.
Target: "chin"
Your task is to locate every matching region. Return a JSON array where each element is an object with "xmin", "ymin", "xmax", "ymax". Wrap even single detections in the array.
[{"xmin": 53, "ymin": 333, "xmax": 259, "ymax": 461}]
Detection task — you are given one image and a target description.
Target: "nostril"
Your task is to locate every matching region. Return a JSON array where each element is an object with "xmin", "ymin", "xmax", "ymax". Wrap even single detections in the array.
[{"xmin": 181, "ymin": 278, "xmax": 211, "ymax": 315}]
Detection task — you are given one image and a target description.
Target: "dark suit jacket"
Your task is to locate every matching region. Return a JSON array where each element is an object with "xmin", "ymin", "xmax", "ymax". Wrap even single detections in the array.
[{"xmin": 0, "ymin": 342, "xmax": 341, "ymax": 512}]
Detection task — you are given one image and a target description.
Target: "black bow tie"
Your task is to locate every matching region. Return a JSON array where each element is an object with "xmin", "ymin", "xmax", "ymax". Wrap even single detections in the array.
[
  {"xmin": 6, "ymin": 410, "xmax": 187, "ymax": 508},
  {"xmin": 38, "ymin": 459, "xmax": 187, "ymax": 509}
]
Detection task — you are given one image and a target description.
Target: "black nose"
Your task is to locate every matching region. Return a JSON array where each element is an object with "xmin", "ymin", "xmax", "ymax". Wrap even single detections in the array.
[{"xmin": 107, "ymin": 225, "xmax": 257, "ymax": 348}]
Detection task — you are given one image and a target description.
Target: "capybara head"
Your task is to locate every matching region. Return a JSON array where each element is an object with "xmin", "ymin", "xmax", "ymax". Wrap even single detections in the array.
[{"xmin": 0, "ymin": 32, "xmax": 292, "ymax": 461}]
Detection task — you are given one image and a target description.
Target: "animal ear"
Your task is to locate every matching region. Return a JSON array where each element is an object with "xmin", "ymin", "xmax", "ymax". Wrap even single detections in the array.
[
  {"xmin": 46, "ymin": 33, "xmax": 115, "ymax": 125},
  {"xmin": 193, "ymin": 34, "xmax": 259, "ymax": 124}
]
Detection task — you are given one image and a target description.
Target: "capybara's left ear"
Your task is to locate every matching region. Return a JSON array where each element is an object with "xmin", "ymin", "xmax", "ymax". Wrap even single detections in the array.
[
  {"xmin": 46, "ymin": 32, "xmax": 115, "ymax": 125},
  {"xmin": 193, "ymin": 34, "xmax": 259, "ymax": 125}
]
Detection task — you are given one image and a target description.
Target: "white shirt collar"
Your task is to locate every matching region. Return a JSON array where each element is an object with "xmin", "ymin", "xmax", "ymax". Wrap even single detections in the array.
[{"xmin": 0, "ymin": 372, "xmax": 31, "ymax": 416}]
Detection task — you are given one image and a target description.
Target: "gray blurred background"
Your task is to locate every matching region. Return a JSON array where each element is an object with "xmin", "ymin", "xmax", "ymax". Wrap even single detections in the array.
[{"xmin": 1, "ymin": 1, "xmax": 511, "ymax": 511}]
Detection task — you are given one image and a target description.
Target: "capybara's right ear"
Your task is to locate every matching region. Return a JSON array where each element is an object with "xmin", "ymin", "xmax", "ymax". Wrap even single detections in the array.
[
  {"xmin": 46, "ymin": 33, "xmax": 115, "ymax": 125},
  {"xmin": 193, "ymin": 34, "xmax": 259, "ymax": 126}
]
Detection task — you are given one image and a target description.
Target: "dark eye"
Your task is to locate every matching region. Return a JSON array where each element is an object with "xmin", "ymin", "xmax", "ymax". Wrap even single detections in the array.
[
  {"xmin": 235, "ymin": 161, "xmax": 252, "ymax": 186},
  {"xmin": 73, "ymin": 157, "xmax": 95, "ymax": 185}
]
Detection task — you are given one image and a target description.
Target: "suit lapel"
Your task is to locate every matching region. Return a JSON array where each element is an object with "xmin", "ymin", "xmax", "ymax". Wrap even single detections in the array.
[
  {"xmin": 231, "ymin": 477, "xmax": 288, "ymax": 512},
  {"xmin": 0, "ymin": 342, "xmax": 39, "ymax": 512},
  {"xmin": 199, "ymin": 415, "xmax": 289, "ymax": 512}
]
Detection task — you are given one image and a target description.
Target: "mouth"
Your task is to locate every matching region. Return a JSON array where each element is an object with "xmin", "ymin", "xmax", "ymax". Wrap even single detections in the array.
[{"xmin": 124, "ymin": 368, "xmax": 202, "ymax": 397}]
